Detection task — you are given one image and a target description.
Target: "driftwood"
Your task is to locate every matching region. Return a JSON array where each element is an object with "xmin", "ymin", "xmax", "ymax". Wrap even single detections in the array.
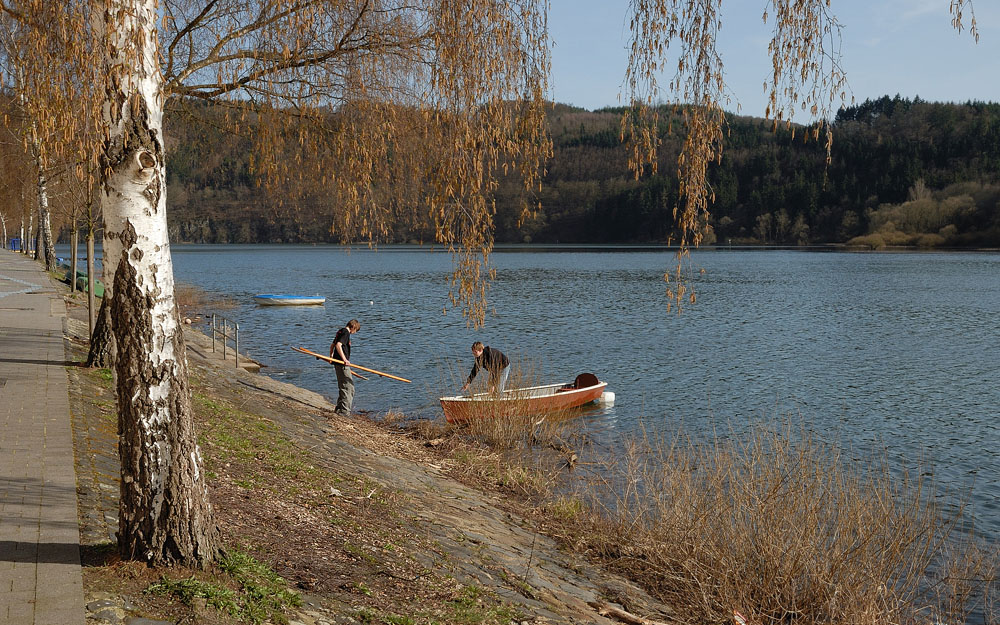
[{"xmin": 588, "ymin": 601, "xmax": 672, "ymax": 625}]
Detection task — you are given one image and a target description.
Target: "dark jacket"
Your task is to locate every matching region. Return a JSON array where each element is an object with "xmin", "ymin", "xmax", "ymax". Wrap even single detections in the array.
[{"xmin": 467, "ymin": 346, "xmax": 509, "ymax": 384}]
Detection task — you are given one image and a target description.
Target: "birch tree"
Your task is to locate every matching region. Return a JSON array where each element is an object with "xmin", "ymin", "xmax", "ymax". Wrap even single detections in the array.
[
  {"xmin": 0, "ymin": 3, "xmax": 88, "ymax": 270},
  {"xmin": 81, "ymin": 0, "xmax": 550, "ymax": 566}
]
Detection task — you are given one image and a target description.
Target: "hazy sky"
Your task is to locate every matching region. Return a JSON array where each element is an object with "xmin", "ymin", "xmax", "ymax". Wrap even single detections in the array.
[{"xmin": 548, "ymin": 0, "xmax": 1000, "ymax": 118}]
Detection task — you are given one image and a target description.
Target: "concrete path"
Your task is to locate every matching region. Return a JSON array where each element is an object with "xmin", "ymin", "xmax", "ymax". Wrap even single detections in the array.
[{"xmin": 0, "ymin": 250, "xmax": 84, "ymax": 625}]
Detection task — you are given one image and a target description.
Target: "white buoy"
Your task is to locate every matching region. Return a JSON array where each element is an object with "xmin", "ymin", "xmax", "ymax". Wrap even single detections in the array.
[
  {"xmin": 370, "ymin": 300, "xmax": 374, "ymax": 305},
  {"xmin": 599, "ymin": 391, "xmax": 615, "ymax": 405}
]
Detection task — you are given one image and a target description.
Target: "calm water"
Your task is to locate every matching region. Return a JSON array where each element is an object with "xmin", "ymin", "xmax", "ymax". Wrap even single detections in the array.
[{"xmin": 70, "ymin": 244, "xmax": 1000, "ymax": 539}]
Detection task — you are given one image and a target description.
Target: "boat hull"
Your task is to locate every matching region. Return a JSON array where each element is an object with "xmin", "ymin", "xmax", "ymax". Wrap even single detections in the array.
[
  {"xmin": 254, "ymin": 294, "xmax": 325, "ymax": 306},
  {"xmin": 440, "ymin": 381, "xmax": 607, "ymax": 424}
]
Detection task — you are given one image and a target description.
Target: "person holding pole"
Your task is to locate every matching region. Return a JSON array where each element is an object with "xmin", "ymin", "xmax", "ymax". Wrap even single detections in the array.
[
  {"xmin": 330, "ymin": 319, "xmax": 360, "ymax": 416},
  {"xmin": 461, "ymin": 341, "xmax": 510, "ymax": 394}
]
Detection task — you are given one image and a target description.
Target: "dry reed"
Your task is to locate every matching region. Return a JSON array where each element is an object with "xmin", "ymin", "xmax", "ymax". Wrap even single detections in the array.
[
  {"xmin": 561, "ymin": 420, "xmax": 998, "ymax": 625},
  {"xmin": 174, "ymin": 282, "xmax": 238, "ymax": 319}
]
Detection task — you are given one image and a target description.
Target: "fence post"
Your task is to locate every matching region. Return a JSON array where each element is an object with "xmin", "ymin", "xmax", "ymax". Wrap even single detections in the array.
[{"xmin": 209, "ymin": 313, "xmax": 241, "ymax": 368}]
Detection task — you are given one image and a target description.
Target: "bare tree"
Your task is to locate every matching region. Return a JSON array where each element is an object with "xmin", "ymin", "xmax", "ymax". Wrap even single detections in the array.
[{"xmin": 0, "ymin": 7, "xmax": 79, "ymax": 270}]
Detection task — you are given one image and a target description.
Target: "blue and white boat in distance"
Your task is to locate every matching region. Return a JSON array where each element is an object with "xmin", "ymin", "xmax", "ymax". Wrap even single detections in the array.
[{"xmin": 253, "ymin": 294, "xmax": 326, "ymax": 306}]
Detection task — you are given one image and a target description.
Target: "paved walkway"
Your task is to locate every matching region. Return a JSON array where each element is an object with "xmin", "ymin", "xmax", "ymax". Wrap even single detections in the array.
[{"xmin": 0, "ymin": 250, "xmax": 84, "ymax": 624}]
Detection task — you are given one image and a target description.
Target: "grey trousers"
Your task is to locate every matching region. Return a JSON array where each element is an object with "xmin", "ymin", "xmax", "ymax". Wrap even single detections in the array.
[{"xmin": 334, "ymin": 364, "xmax": 354, "ymax": 414}]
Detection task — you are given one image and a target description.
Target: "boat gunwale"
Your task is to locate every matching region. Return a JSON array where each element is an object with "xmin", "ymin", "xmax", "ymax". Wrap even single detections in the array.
[
  {"xmin": 439, "ymin": 381, "xmax": 607, "ymax": 404},
  {"xmin": 254, "ymin": 294, "xmax": 326, "ymax": 305}
]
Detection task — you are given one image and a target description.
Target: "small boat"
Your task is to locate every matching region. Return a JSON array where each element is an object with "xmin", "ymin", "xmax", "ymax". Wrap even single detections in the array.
[
  {"xmin": 440, "ymin": 373, "xmax": 607, "ymax": 423},
  {"xmin": 253, "ymin": 294, "xmax": 326, "ymax": 306}
]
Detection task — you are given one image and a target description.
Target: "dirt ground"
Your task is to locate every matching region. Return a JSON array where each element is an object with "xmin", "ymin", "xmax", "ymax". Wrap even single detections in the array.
[{"xmin": 62, "ymin": 288, "xmax": 673, "ymax": 625}]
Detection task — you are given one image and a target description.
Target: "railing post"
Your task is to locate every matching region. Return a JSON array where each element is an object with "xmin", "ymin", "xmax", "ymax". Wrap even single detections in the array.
[{"xmin": 209, "ymin": 313, "xmax": 242, "ymax": 369}]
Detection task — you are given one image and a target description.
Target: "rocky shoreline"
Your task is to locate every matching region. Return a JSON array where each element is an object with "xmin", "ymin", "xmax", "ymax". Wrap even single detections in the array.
[{"xmin": 62, "ymin": 289, "xmax": 672, "ymax": 625}]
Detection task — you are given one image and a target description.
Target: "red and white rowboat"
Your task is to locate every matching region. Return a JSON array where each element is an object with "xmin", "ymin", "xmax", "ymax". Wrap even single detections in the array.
[{"xmin": 440, "ymin": 373, "xmax": 607, "ymax": 424}]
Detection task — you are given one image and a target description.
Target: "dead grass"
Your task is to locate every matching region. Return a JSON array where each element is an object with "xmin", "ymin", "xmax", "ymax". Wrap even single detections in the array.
[
  {"xmin": 544, "ymin": 420, "xmax": 1000, "ymax": 625},
  {"xmin": 175, "ymin": 282, "xmax": 238, "ymax": 320}
]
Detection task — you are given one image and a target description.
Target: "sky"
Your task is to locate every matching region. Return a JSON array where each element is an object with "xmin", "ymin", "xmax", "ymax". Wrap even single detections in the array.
[{"xmin": 547, "ymin": 0, "xmax": 1000, "ymax": 119}]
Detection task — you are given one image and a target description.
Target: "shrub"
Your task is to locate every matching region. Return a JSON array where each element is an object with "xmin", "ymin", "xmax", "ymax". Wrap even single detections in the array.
[{"xmin": 846, "ymin": 233, "xmax": 886, "ymax": 250}]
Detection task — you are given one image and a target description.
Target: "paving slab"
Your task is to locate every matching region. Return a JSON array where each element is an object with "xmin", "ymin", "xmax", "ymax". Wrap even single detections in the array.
[{"xmin": 0, "ymin": 250, "xmax": 84, "ymax": 625}]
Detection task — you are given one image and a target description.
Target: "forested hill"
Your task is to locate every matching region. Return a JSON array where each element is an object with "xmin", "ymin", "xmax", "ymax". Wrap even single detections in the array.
[{"xmin": 164, "ymin": 96, "xmax": 1000, "ymax": 247}]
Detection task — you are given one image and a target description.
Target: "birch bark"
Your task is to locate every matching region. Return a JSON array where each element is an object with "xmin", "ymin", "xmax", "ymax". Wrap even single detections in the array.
[
  {"xmin": 99, "ymin": 0, "xmax": 219, "ymax": 565},
  {"xmin": 34, "ymin": 153, "xmax": 55, "ymax": 270}
]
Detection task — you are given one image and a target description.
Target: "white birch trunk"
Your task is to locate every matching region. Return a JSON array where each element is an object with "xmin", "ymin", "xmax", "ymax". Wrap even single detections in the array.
[
  {"xmin": 29, "ymin": 135, "xmax": 57, "ymax": 270},
  {"xmin": 86, "ymin": 230, "xmax": 96, "ymax": 333},
  {"xmin": 36, "ymin": 171, "xmax": 55, "ymax": 270},
  {"xmin": 0, "ymin": 212, "xmax": 6, "ymax": 248},
  {"xmin": 100, "ymin": 0, "xmax": 219, "ymax": 566},
  {"xmin": 27, "ymin": 212, "xmax": 34, "ymax": 257},
  {"xmin": 70, "ymin": 228, "xmax": 79, "ymax": 293}
]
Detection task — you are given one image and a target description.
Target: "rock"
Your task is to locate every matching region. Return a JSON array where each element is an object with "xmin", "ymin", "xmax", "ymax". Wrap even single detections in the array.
[
  {"xmin": 86, "ymin": 599, "xmax": 119, "ymax": 612},
  {"xmin": 91, "ymin": 607, "xmax": 125, "ymax": 623}
]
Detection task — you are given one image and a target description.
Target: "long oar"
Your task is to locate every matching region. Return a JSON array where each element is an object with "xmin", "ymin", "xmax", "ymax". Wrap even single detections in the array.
[
  {"xmin": 291, "ymin": 347, "xmax": 370, "ymax": 380},
  {"xmin": 292, "ymin": 347, "xmax": 411, "ymax": 383}
]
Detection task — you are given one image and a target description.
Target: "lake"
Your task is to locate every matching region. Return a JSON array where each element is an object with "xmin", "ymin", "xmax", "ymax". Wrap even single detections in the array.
[{"xmin": 67, "ymin": 244, "xmax": 1000, "ymax": 539}]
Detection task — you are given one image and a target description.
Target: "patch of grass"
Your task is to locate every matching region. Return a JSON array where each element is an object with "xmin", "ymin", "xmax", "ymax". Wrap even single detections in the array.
[
  {"xmin": 444, "ymin": 584, "xmax": 520, "ymax": 624},
  {"xmin": 498, "ymin": 569, "xmax": 535, "ymax": 599},
  {"xmin": 343, "ymin": 541, "xmax": 379, "ymax": 565},
  {"xmin": 194, "ymin": 392, "xmax": 327, "ymax": 490},
  {"xmin": 219, "ymin": 549, "xmax": 301, "ymax": 619},
  {"xmin": 546, "ymin": 495, "xmax": 583, "ymax": 521},
  {"xmin": 146, "ymin": 576, "xmax": 239, "ymax": 617},
  {"xmin": 146, "ymin": 548, "xmax": 299, "ymax": 625}
]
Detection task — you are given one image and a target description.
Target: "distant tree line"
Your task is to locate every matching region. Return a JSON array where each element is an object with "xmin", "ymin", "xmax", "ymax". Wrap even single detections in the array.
[{"xmin": 116, "ymin": 95, "xmax": 1000, "ymax": 247}]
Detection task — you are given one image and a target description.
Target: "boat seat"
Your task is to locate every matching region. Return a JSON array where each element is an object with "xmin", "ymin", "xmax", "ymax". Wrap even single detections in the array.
[{"xmin": 557, "ymin": 372, "xmax": 600, "ymax": 392}]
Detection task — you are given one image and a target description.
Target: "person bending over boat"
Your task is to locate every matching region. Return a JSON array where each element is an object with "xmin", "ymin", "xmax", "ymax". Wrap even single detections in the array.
[
  {"xmin": 461, "ymin": 341, "xmax": 510, "ymax": 394},
  {"xmin": 330, "ymin": 319, "xmax": 360, "ymax": 416}
]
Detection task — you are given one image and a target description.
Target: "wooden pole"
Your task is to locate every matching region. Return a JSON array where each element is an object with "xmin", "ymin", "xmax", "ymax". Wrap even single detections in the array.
[{"xmin": 292, "ymin": 347, "xmax": 411, "ymax": 383}]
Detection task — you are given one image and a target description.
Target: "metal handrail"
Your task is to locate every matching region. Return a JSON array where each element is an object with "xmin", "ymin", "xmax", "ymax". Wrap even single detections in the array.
[{"xmin": 211, "ymin": 313, "xmax": 240, "ymax": 368}]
